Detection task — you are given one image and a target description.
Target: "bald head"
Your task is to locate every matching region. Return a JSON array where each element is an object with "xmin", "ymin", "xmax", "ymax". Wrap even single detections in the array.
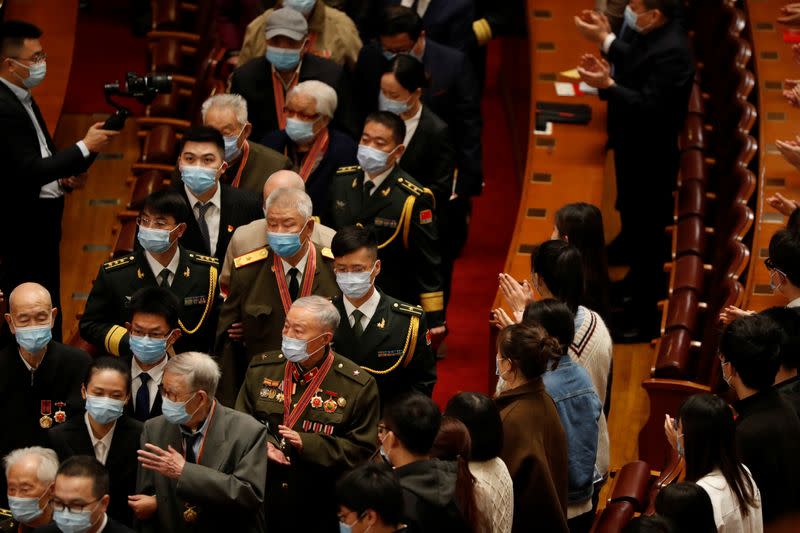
[
  {"xmin": 8, "ymin": 283, "xmax": 52, "ymax": 311},
  {"xmin": 5, "ymin": 283, "xmax": 56, "ymax": 333},
  {"xmin": 263, "ymin": 170, "xmax": 305, "ymax": 204}
]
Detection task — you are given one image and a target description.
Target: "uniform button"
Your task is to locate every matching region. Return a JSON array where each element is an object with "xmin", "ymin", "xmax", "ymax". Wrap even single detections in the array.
[
  {"xmin": 338, "ymin": 363, "xmax": 343, "ymax": 368},
  {"xmin": 393, "ymin": 303, "xmax": 398, "ymax": 308}
]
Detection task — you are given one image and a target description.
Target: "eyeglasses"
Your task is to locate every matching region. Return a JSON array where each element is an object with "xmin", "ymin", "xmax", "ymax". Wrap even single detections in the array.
[
  {"xmin": 283, "ymin": 108, "xmax": 320, "ymax": 122},
  {"xmin": 9, "ymin": 52, "xmax": 47, "ymax": 64},
  {"xmin": 130, "ymin": 329, "xmax": 172, "ymax": 339},
  {"xmin": 51, "ymin": 498, "xmax": 99, "ymax": 513},
  {"xmin": 136, "ymin": 216, "xmax": 176, "ymax": 230}
]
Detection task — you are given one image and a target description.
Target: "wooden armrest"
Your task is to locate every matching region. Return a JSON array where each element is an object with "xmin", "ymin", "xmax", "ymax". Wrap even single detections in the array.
[{"xmin": 147, "ymin": 30, "xmax": 201, "ymax": 43}]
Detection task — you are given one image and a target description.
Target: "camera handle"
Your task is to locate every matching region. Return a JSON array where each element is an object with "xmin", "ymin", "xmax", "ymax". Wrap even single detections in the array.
[{"xmin": 102, "ymin": 91, "xmax": 131, "ymax": 131}]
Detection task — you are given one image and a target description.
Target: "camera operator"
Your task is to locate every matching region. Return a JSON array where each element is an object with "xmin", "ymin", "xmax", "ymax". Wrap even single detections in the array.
[{"xmin": 0, "ymin": 20, "xmax": 118, "ymax": 341}]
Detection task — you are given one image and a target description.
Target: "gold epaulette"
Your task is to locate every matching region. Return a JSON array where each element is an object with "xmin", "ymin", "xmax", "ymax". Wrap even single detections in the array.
[
  {"xmin": 234, "ymin": 247, "xmax": 269, "ymax": 269},
  {"xmin": 420, "ymin": 291, "xmax": 444, "ymax": 313},
  {"xmin": 337, "ymin": 165, "xmax": 361, "ymax": 174},
  {"xmin": 397, "ymin": 177, "xmax": 424, "ymax": 197},
  {"xmin": 391, "ymin": 301, "xmax": 424, "ymax": 317},
  {"xmin": 103, "ymin": 255, "xmax": 135, "ymax": 271},
  {"xmin": 321, "ymin": 247, "xmax": 334, "ymax": 259},
  {"xmin": 473, "ymin": 18, "xmax": 493, "ymax": 47},
  {"xmin": 188, "ymin": 252, "xmax": 219, "ymax": 266}
]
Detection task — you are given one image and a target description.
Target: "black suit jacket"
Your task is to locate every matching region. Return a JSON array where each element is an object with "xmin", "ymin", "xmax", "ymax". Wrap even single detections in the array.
[
  {"xmin": 260, "ymin": 127, "xmax": 358, "ymax": 221},
  {"xmin": 384, "ymin": 0, "xmax": 474, "ymax": 51},
  {"xmin": 230, "ymin": 55, "xmax": 358, "ymax": 141},
  {"xmin": 34, "ymin": 516, "xmax": 134, "ymax": 533},
  {"xmin": 172, "ymin": 182, "xmax": 263, "ymax": 264},
  {"xmin": 399, "ymin": 106, "xmax": 455, "ymax": 206},
  {"xmin": 354, "ymin": 40, "xmax": 483, "ymax": 195},
  {"xmin": 46, "ymin": 415, "xmax": 143, "ymax": 526}
]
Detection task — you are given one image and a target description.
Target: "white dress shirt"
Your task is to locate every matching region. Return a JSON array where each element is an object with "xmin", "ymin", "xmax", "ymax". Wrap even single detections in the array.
[
  {"xmin": 787, "ymin": 297, "xmax": 800, "ymax": 309},
  {"xmin": 402, "ymin": 104, "xmax": 423, "ymax": 149},
  {"xmin": 343, "ymin": 289, "xmax": 381, "ymax": 331},
  {"xmin": 366, "ymin": 165, "xmax": 395, "ymax": 195},
  {"xmin": 0, "ymin": 77, "xmax": 90, "ymax": 198},
  {"xmin": 185, "ymin": 183, "xmax": 222, "ymax": 255},
  {"xmin": 281, "ymin": 251, "xmax": 309, "ymax": 287},
  {"xmin": 84, "ymin": 412, "xmax": 116, "ymax": 465},
  {"xmin": 131, "ymin": 354, "xmax": 168, "ymax": 411},
  {"xmin": 145, "ymin": 248, "xmax": 181, "ymax": 287},
  {"xmin": 696, "ymin": 467, "xmax": 762, "ymax": 533},
  {"xmin": 401, "ymin": 0, "xmax": 431, "ymax": 17}
]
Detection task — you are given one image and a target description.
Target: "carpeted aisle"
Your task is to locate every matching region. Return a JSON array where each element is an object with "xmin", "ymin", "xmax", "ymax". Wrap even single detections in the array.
[{"xmin": 432, "ymin": 43, "xmax": 519, "ymax": 406}]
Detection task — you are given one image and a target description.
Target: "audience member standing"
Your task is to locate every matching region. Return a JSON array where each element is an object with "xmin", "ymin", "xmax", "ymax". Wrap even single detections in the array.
[{"xmin": 759, "ymin": 307, "xmax": 800, "ymax": 417}]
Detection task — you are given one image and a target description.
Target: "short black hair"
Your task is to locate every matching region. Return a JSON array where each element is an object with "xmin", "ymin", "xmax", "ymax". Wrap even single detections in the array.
[
  {"xmin": 0, "ymin": 21, "xmax": 42, "ymax": 58},
  {"xmin": 386, "ymin": 54, "xmax": 429, "ymax": 93},
  {"xmin": 522, "ymin": 299, "xmax": 575, "ymax": 355},
  {"xmin": 642, "ymin": 0, "xmax": 680, "ymax": 18},
  {"xmin": 364, "ymin": 111, "xmax": 406, "ymax": 146},
  {"xmin": 654, "ymin": 482, "xmax": 716, "ymax": 533},
  {"xmin": 444, "ymin": 392, "xmax": 503, "ymax": 461},
  {"xmin": 383, "ymin": 393, "xmax": 441, "ymax": 455},
  {"xmin": 720, "ymin": 314, "xmax": 783, "ymax": 391},
  {"xmin": 622, "ymin": 515, "xmax": 675, "ymax": 533},
  {"xmin": 380, "ymin": 6, "xmax": 424, "ymax": 41},
  {"xmin": 531, "ymin": 240, "xmax": 585, "ymax": 313},
  {"xmin": 768, "ymin": 229, "xmax": 800, "ymax": 287},
  {"xmin": 57, "ymin": 456, "xmax": 109, "ymax": 499},
  {"xmin": 84, "ymin": 357, "xmax": 132, "ymax": 395},
  {"xmin": 130, "ymin": 286, "xmax": 182, "ymax": 330},
  {"xmin": 758, "ymin": 307, "xmax": 800, "ymax": 370},
  {"xmin": 180, "ymin": 125, "xmax": 225, "ymax": 160},
  {"xmin": 141, "ymin": 188, "xmax": 191, "ymax": 225},
  {"xmin": 331, "ymin": 226, "xmax": 378, "ymax": 261},
  {"xmin": 337, "ymin": 463, "xmax": 403, "ymax": 526}
]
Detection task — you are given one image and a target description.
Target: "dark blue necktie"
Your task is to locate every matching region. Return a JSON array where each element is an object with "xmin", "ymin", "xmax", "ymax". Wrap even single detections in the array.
[
  {"xmin": 184, "ymin": 432, "xmax": 202, "ymax": 463},
  {"xmin": 135, "ymin": 373, "xmax": 151, "ymax": 421}
]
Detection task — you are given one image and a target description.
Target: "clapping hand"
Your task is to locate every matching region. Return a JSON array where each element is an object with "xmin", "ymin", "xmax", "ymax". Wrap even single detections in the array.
[
  {"xmin": 719, "ymin": 305, "xmax": 754, "ymax": 325},
  {"xmin": 574, "ymin": 10, "xmax": 611, "ymax": 43},
  {"xmin": 577, "ymin": 54, "xmax": 614, "ymax": 89},
  {"xmin": 775, "ymin": 136, "xmax": 800, "ymax": 171},
  {"xmin": 663, "ymin": 414, "xmax": 679, "ymax": 451},
  {"xmin": 778, "ymin": 3, "xmax": 800, "ymax": 25},
  {"xmin": 767, "ymin": 192, "xmax": 800, "ymax": 216},
  {"xmin": 137, "ymin": 443, "xmax": 186, "ymax": 480},
  {"xmin": 783, "ymin": 82, "xmax": 800, "ymax": 107}
]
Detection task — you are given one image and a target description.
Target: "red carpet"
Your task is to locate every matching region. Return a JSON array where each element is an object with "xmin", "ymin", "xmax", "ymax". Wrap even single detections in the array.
[{"xmin": 432, "ymin": 43, "xmax": 519, "ymax": 406}]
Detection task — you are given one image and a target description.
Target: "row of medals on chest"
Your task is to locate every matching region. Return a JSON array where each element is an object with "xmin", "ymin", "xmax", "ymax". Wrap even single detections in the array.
[{"xmin": 260, "ymin": 379, "xmax": 347, "ymax": 413}]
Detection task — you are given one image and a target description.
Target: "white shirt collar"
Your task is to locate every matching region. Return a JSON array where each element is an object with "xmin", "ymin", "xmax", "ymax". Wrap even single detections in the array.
[
  {"xmin": 343, "ymin": 289, "xmax": 381, "ymax": 322},
  {"xmin": 145, "ymin": 248, "xmax": 181, "ymax": 281},
  {"xmin": 366, "ymin": 165, "xmax": 396, "ymax": 194},
  {"xmin": 17, "ymin": 347, "xmax": 45, "ymax": 372},
  {"xmin": 96, "ymin": 513, "xmax": 108, "ymax": 533},
  {"xmin": 131, "ymin": 352, "xmax": 169, "ymax": 383},
  {"xmin": 787, "ymin": 297, "xmax": 800, "ymax": 309},
  {"xmin": 0, "ymin": 77, "xmax": 31, "ymax": 103},
  {"xmin": 84, "ymin": 412, "xmax": 116, "ymax": 463},
  {"xmin": 184, "ymin": 181, "xmax": 221, "ymax": 209},
  {"xmin": 280, "ymin": 245, "xmax": 310, "ymax": 277},
  {"xmin": 184, "ymin": 399, "xmax": 216, "ymax": 437}
]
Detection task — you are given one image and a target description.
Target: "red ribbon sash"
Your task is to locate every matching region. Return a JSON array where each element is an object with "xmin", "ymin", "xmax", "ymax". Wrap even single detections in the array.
[
  {"xmin": 272, "ymin": 69, "xmax": 300, "ymax": 130},
  {"xmin": 229, "ymin": 141, "xmax": 250, "ymax": 189},
  {"xmin": 273, "ymin": 241, "xmax": 317, "ymax": 314},
  {"xmin": 296, "ymin": 129, "xmax": 329, "ymax": 181},
  {"xmin": 283, "ymin": 351, "xmax": 334, "ymax": 430}
]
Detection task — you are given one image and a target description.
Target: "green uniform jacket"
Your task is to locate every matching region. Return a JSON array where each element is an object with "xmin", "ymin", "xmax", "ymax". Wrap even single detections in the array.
[
  {"xmin": 79, "ymin": 247, "xmax": 221, "ymax": 359},
  {"xmin": 332, "ymin": 292, "xmax": 436, "ymax": 410},
  {"xmin": 328, "ymin": 165, "xmax": 445, "ymax": 326},
  {"xmin": 214, "ymin": 244, "xmax": 340, "ymax": 406},
  {"xmin": 222, "ymin": 141, "xmax": 293, "ymax": 195},
  {"xmin": 235, "ymin": 349, "xmax": 379, "ymax": 533}
]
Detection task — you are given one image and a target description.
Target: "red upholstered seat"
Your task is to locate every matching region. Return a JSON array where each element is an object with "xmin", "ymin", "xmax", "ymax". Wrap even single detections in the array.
[
  {"xmin": 610, "ymin": 460, "xmax": 652, "ymax": 512},
  {"xmin": 591, "ymin": 500, "xmax": 635, "ymax": 533}
]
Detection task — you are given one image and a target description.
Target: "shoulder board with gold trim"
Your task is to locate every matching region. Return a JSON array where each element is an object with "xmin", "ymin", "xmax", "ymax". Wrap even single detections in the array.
[
  {"xmin": 336, "ymin": 165, "xmax": 361, "ymax": 175},
  {"xmin": 103, "ymin": 255, "xmax": 135, "ymax": 272},
  {"xmin": 321, "ymin": 247, "xmax": 334, "ymax": 259},
  {"xmin": 234, "ymin": 247, "xmax": 269, "ymax": 269},
  {"xmin": 250, "ymin": 350, "xmax": 286, "ymax": 367},
  {"xmin": 187, "ymin": 252, "xmax": 219, "ymax": 266},
  {"xmin": 390, "ymin": 301, "xmax": 424, "ymax": 317},
  {"xmin": 333, "ymin": 354, "xmax": 372, "ymax": 385},
  {"xmin": 396, "ymin": 177, "xmax": 424, "ymax": 197}
]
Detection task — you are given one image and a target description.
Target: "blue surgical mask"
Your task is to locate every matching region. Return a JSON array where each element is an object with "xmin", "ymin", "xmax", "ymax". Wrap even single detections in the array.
[
  {"xmin": 223, "ymin": 127, "xmax": 245, "ymax": 162},
  {"xmin": 137, "ymin": 226, "xmax": 176, "ymax": 254},
  {"xmin": 283, "ymin": 0, "xmax": 316, "ymax": 16},
  {"xmin": 161, "ymin": 392, "xmax": 198, "ymax": 426},
  {"xmin": 379, "ymin": 91, "xmax": 411, "ymax": 115},
  {"xmin": 8, "ymin": 490, "xmax": 47, "ymax": 525},
  {"xmin": 336, "ymin": 267, "xmax": 375, "ymax": 299},
  {"xmin": 382, "ymin": 50, "xmax": 398, "ymax": 61},
  {"xmin": 624, "ymin": 6, "xmax": 648, "ymax": 33},
  {"xmin": 267, "ymin": 220, "xmax": 308, "ymax": 258},
  {"xmin": 11, "ymin": 59, "xmax": 47, "ymax": 89},
  {"xmin": 285, "ymin": 117, "xmax": 317, "ymax": 144},
  {"xmin": 180, "ymin": 165, "xmax": 219, "ymax": 195},
  {"xmin": 15, "ymin": 323, "xmax": 52, "ymax": 353},
  {"xmin": 676, "ymin": 435, "xmax": 684, "ymax": 457},
  {"xmin": 357, "ymin": 144, "xmax": 396, "ymax": 175},
  {"xmin": 53, "ymin": 508, "xmax": 95, "ymax": 533},
  {"xmin": 266, "ymin": 46, "xmax": 302, "ymax": 72},
  {"xmin": 130, "ymin": 334, "xmax": 169, "ymax": 365},
  {"xmin": 85, "ymin": 395, "xmax": 125, "ymax": 425},
  {"xmin": 281, "ymin": 333, "xmax": 324, "ymax": 363}
]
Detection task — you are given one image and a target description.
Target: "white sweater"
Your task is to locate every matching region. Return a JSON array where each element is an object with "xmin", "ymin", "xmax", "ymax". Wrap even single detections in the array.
[
  {"xmin": 569, "ymin": 306, "xmax": 612, "ymax": 478},
  {"xmin": 697, "ymin": 467, "xmax": 763, "ymax": 533},
  {"xmin": 469, "ymin": 457, "xmax": 514, "ymax": 533}
]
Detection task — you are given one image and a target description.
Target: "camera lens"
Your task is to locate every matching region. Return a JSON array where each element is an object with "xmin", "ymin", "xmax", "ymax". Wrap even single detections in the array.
[{"xmin": 147, "ymin": 74, "xmax": 172, "ymax": 94}]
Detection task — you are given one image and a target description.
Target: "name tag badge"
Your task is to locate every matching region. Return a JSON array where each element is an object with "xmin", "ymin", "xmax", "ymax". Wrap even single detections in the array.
[
  {"xmin": 374, "ymin": 217, "xmax": 398, "ymax": 228},
  {"xmin": 184, "ymin": 296, "xmax": 208, "ymax": 306},
  {"xmin": 377, "ymin": 349, "xmax": 404, "ymax": 358}
]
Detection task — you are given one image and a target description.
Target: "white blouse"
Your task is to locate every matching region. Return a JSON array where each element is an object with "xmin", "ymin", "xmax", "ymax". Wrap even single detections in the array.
[{"xmin": 696, "ymin": 467, "xmax": 763, "ymax": 533}]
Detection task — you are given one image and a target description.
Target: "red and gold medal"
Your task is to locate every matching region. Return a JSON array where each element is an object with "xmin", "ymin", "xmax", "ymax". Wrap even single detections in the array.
[
  {"xmin": 53, "ymin": 402, "xmax": 66, "ymax": 424},
  {"xmin": 39, "ymin": 400, "xmax": 53, "ymax": 429}
]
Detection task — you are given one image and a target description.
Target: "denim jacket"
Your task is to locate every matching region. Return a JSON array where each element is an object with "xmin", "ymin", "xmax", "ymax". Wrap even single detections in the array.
[{"xmin": 543, "ymin": 354, "xmax": 602, "ymax": 503}]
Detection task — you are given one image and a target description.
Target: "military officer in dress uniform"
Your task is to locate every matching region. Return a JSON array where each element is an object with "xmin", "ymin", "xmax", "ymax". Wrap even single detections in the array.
[
  {"xmin": 328, "ymin": 112, "xmax": 447, "ymax": 341},
  {"xmin": 236, "ymin": 296, "xmax": 379, "ymax": 533},
  {"xmin": 79, "ymin": 190, "xmax": 221, "ymax": 359},
  {"xmin": 0, "ymin": 283, "xmax": 90, "ymax": 507},
  {"xmin": 215, "ymin": 188, "xmax": 340, "ymax": 406},
  {"xmin": 330, "ymin": 226, "xmax": 436, "ymax": 409}
]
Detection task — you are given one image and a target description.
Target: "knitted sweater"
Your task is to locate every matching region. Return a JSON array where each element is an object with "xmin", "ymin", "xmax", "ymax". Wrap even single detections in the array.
[
  {"xmin": 469, "ymin": 457, "xmax": 514, "ymax": 533},
  {"xmin": 569, "ymin": 306, "xmax": 612, "ymax": 478}
]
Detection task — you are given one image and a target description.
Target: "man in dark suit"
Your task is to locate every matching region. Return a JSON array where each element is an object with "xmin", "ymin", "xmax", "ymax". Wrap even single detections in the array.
[
  {"xmin": 0, "ymin": 21, "xmax": 118, "ymax": 340},
  {"xmin": 330, "ymin": 226, "xmax": 436, "ymax": 410},
  {"xmin": 79, "ymin": 190, "xmax": 222, "ymax": 359},
  {"xmin": 133, "ymin": 352, "xmax": 267, "ymax": 533},
  {"xmin": 171, "ymin": 126, "xmax": 263, "ymax": 264},
  {"xmin": 383, "ymin": 0, "xmax": 474, "ymax": 52},
  {"xmin": 576, "ymin": 0, "xmax": 693, "ymax": 340},
  {"xmin": 37, "ymin": 456, "xmax": 134, "ymax": 533},
  {"xmin": 0, "ymin": 283, "xmax": 91, "ymax": 508},
  {"xmin": 201, "ymin": 93, "xmax": 293, "ymax": 195},
  {"xmin": 47, "ymin": 358, "xmax": 142, "ymax": 527},
  {"xmin": 230, "ymin": 7, "xmax": 357, "ymax": 141}
]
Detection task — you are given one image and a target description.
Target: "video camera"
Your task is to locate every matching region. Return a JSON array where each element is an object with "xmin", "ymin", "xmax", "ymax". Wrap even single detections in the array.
[{"xmin": 102, "ymin": 72, "xmax": 173, "ymax": 131}]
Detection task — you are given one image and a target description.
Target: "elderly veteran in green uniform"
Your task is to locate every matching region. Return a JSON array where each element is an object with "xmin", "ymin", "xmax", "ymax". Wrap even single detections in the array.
[
  {"xmin": 236, "ymin": 295, "xmax": 379, "ymax": 533},
  {"xmin": 329, "ymin": 111, "xmax": 446, "ymax": 339},
  {"xmin": 331, "ymin": 226, "xmax": 436, "ymax": 409},
  {"xmin": 215, "ymin": 188, "xmax": 340, "ymax": 406},
  {"xmin": 79, "ymin": 190, "xmax": 221, "ymax": 359}
]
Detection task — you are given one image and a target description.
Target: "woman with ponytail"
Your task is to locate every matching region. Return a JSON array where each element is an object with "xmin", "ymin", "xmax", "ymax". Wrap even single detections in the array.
[{"xmin": 494, "ymin": 321, "xmax": 569, "ymax": 532}]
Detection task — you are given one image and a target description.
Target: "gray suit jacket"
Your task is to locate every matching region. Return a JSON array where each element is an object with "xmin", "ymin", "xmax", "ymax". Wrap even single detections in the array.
[{"xmin": 136, "ymin": 403, "xmax": 268, "ymax": 533}]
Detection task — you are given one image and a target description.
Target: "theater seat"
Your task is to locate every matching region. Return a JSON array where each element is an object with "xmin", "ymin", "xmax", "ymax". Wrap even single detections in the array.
[
  {"xmin": 655, "ymin": 327, "xmax": 696, "ymax": 379},
  {"xmin": 610, "ymin": 460, "xmax": 652, "ymax": 512},
  {"xmin": 674, "ymin": 179, "xmax": 707, "ymax": 221},
  {"xmin": 590, "ymin": 500, "xmax": 635, "ymax": 533}
]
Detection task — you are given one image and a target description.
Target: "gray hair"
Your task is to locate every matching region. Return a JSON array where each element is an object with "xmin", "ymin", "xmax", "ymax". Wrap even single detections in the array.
[
  {"xmin": 164, "ymin": 352, "xmax": 221, "ymax": 397},
  {"xmin": 201, "ymin": 94, "xmax": 249, "ymax": 127},
  {"xmin": 4, "ymin": 447, "xmax": 59, "ymax": 483},
  {"xmin": 286, "ymin": 80, "xmax": 338, "ymax": 119},
  {"xmin": 292, "ymin": 296, "xmax": 341, "ymax": 331},
  {"xmin": 264, "ymin": 187, "xmax": 313, "ymax": 220}
]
